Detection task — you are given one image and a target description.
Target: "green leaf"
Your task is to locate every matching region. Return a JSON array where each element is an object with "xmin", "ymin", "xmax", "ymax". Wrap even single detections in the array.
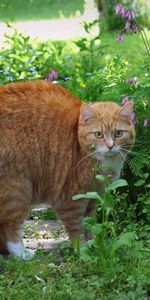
[
  {"xmin": 143, "ymin": 173, "xmax": 149, "ymax": 179},
  {"xmin": 80, "ymin": 246, "xmax": 93, "ymax": 262},
  {"xmin": 134, "ymin": 179, "xmax": 145, "ymax": 187},
  {"xmin": 72, "ymin": 192, "xmax": 100, "ymax": 201},
  {"xmin": 105, "ymin": 179, "xmax": 128, "ymax": 192},
  {"xmin": 96, "ymin": 175, "xmax": 105, "ymax": 182},
  {"xmin": 113, "ymin": 232, "xmax": 136, "ymax": 253},
  {"xmin": 91, "ymin": 224, "xmax": 102, "ymax": 236}
]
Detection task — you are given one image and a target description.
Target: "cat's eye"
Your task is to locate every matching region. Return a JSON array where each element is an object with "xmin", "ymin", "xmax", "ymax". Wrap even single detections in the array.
[
  {"xmin": 114, "ymin": 130, "xmax": 123, "ymax": 138},
  {"xmin": 95, "ymin": 131, "xmax": 103, "ymax": 139}
]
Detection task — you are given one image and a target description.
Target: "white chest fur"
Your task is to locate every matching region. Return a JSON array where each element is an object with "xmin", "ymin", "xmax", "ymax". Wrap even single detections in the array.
[{"xmin": 101, "ymin": 154, "xmax": 125, "ymax": 182}]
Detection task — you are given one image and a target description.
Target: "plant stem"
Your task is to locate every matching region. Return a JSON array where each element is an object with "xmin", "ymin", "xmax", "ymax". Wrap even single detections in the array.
[
  {"xmin": 139, "ymin": 29, "xmax": 150, "ymax": 57},
  {"xmin": 142, "ymin": 29, "xmax": 150, "ymax": 52}
]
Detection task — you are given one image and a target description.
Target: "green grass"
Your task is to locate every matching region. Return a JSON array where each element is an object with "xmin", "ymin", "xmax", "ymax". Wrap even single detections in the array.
[
  {"xmin": 0, "ymin": 0, "xmax": 84, "ymax": 22},
  {"xmin": 1, "ymin": 233, "xmax": 150, "ymax": 300},
  {"xmin": 100, "ymin": 30, "xmax": 149, "ymax": 76}
]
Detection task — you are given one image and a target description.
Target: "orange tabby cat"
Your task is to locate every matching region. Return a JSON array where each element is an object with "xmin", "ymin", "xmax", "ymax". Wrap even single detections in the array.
[{"xmin": 0, "ymin": 80, "xmax": 135, "ymax": 260}]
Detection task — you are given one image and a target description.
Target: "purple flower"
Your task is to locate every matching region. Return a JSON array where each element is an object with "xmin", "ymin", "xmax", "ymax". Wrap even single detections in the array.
[
  {"xmin": 48, "ymin": 70, "xmax": 58, "ymax": 81},
  {"xmin": 127, "ymin": 77, "xmax": 137, "ymax": 85},
  {"xmin": 125, "ymin": 10, "xmax": 136, "ymax": 20},
  {"xmin": 115, "ymin": 5, "xmax": 136, "ymax": 20},
  {"xmin": 117, "ymin": 33, "xmax": 124, "ymax": 42},
  {"xmin": 122, "ymin": 96, "xmax": 129, "ymax": 106},
  {"xmin": 132, "ymin": 24, "xmax": 139, "ymax": 33},
  {"xmin": 120, "ymin": 7, "xmax": 127, "ymax": 18},
  {"xmin": 124, "ymin": 21, "xmax": 131, "ymax": 32},
  {"xmin": 115, "ymin": 4, "xmax": 124, "ymax": 15},
  {"xmin": 143, "ymin": 118, "xmax": 149, "ymax": 127},
  {"xmin": 115, "ymin": 4, "xmax": 127, "ymax": 19}
]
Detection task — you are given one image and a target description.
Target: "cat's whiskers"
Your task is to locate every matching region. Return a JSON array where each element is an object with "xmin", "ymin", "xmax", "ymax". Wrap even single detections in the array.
[
  {"xmin": 132, "ymin": 140, "xmax": 150, "ymax": 145},
  {"xmin": 119, "ymin": 147, "xmax": 145, "ymax": 175},
  {"xmin": 115, "ymin": 141, "xmax": 130, "ymax": 167},
  {"xmin": 119, "ymin": 142, "xmax": 150, "ymax": 156},
  {"xmin": 118, "ymin": 150, "xmax": 136, "ymax": 175},
  {"xmin": 121, "ymin": 147, "xmax": 150, "ymax": 158}
]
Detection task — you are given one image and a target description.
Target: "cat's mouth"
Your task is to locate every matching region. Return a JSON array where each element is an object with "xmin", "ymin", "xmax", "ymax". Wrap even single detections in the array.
[
  {"xmin": 93, "ymin": 145, "xmax": 127, "ymax": 161},
  {"xmin": 94, "ymin": 151, "xmax": 117, "ymax": 161},
  {"xmin": 95, "ymin": 145, "xmax": 121, "ymax": 156}
]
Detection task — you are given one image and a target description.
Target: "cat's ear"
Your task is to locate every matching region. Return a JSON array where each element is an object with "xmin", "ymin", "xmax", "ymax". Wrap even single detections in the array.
[
  {"xmin": 119, "ymin": 101, "xmax": 134, "ymax": 119},
  {"xmin": 80, "ymin": 104, "xmax": 96, "ymax": 123}
]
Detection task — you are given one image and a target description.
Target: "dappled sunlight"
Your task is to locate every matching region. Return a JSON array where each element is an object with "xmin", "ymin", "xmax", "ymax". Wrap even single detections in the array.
[{"xmin": 0, "ymin": 18, "xmax": 90, "ymax": 42}]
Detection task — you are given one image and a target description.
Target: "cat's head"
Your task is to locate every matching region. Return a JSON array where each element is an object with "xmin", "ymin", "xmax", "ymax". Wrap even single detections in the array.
[{"xmin": 78, "ymin": 101, "xmax": 135, "ymax": 160}]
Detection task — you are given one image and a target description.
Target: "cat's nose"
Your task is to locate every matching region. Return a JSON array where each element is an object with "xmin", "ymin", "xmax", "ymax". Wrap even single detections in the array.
[{"xmin": 107, "ymin": 144, "xmax": 114, "ymax": 150}]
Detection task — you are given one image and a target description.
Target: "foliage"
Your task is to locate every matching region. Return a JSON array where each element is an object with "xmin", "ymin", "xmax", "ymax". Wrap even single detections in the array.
[
  {"xmin": 0, "ymin": 0, "xmax": 84, "ymax": 21},
  {"xmin": 72, "ymin": 173, "xmax": 150, "ymax": 298}
]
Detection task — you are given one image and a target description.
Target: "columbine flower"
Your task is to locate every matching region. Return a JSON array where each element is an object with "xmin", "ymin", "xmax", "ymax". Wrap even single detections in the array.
[
  {"xmin": 48, "ymin": 70, "xmax": 58, "ymax": 81},
  {"xmin": 115, "ymin": 4, "xmax": 127, "ymax": 18},
  {"xmin": 124, "ymin": 21, "xmax": 131, "ymax": 32},
  {"xmin": 132, "ymin": 24, "xmax": 139, "ymax": 33},
  {"xmin": 125, "ymin": 10, "xmax": 136, "ymax": 20},
  {"xmin": 117, "ymin": 33, "xmax": 124, "ymax": 42},
  {"xmin": 115, "ymin": 4, "xmax": 124, "ymax": 15},
  {"xmin": 115, "ymin": 4, "xmax": 136, "ymax": 19},
  {"xmin": 120, "ymin": 7, "xmax": 127, "ymax": 18},
  {"xmin": 122, "ymin": 96, "xmax": 129, "ymax": 106},
  {"xmin": 143, "ymin": 118, "xmax": 149, "ymax": 127},
  {"xmin": 127, "ymin": 77, "xmax": 137, "ymax": 85}
]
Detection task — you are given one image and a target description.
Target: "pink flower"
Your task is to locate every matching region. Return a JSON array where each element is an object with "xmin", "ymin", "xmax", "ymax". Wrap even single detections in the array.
[
  {"xmin": 122, "ymin": 96, "xmax": 129, "ymax": 106},
  {"xmin": 124, "ymin": 21, "xmax": 131, "ymax": 32},
  {"xmin": 115, "ymin": 4, "xmax": 124, "ymax": 15},
  {"xmin": 120, "ymin": 7, "xmax": 127, "ymax": 18},
  {"xmin": 125, "ymin": 10, "xmax": 136, "ymax": 20},
  {"xmin": 115, "ymin": 4, "xmax": 127, "ymax": 19},
  {"xmin": 48, "ymin": 70, "xmax": 58, "ymax": 81},
  {"xmin": 132, "ymin": 24, "xmax": 139, "ymax": 33},
  {"xmin": 143, "ymin": 118, "xmax": 149, "ymax": 127},
  {"xmin": 117, "ymin": 34, "xmax": 124, "ymax": 42}
]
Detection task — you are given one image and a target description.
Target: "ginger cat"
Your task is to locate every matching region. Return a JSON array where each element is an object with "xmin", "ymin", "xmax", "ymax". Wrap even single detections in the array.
[{"xmin": 0, "ymin": 80, "xmax": 135, "ymax": 260}]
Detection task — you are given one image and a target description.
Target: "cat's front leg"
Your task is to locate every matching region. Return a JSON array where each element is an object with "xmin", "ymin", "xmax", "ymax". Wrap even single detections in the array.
[
  {"xmin": 4, "ymin": 226, "xmax": 35, "ymax": 260},
  {"xmin": 0, "ymin": 178, "xmax": 35, "ymax": 260},
  {"xmin": 56, "ymin": 199, "xmax": 88, "ymax": 243}
]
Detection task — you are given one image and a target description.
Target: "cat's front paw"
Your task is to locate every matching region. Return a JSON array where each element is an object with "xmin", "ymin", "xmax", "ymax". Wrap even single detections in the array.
[
  {"xmin": 7, "ymin": 241, "xmax": 36, "ymax": 260},
  {"xmin": 21, "ymin": 248, "xmax": 35, "ymax": 261}
]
